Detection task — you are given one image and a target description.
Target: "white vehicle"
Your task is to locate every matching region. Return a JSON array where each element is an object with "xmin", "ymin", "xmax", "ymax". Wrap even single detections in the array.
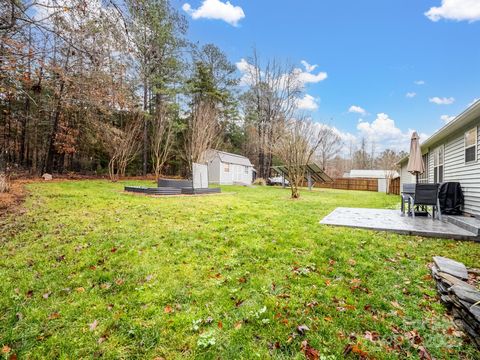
[{"xmin": 268, "ymin": 176, "xmax": 289, "ymax": 186}]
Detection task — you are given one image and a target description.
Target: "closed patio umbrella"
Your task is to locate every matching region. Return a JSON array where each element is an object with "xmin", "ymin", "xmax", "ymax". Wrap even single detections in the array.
[{"xmin": 407, "ymin": 131, "xmax": 425, "ymax": 183}]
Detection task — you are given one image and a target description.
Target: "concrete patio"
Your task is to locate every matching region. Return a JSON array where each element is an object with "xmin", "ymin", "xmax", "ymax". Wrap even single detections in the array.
[{"xmin": 320, "ymin": 207, "xmax": 480, "ymax": 241}]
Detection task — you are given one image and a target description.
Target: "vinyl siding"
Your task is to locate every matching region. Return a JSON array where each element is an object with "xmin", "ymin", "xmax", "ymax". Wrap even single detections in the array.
[
  {"xmin": 399, "ymin": 162, "xmax": 415, "ymax": 191},
  {"xmin": 400, "ymin": 116, "xmax": 480, "ymax": 215},
  {"xmin": 442, "ymin": 124, "xmax": 480, "ymax": 215},
  {"xmin": 428, "ymin": 151, "xmax": 434, "ymax": 183}
]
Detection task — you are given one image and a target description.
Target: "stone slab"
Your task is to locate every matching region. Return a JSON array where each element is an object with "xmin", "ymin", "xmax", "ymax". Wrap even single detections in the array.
[
  {"xmin": 433, "ymin": 256, "xmax": 469, "ymax": 280},
  {"xmin": 450, "ymin": 284, "xmax": 480, "ymax": 304},
  {"xmin": 445, "ymin": 215, "xmax": 480, "ymax": 236},
  {"xmin": 436, "ymin": 272, "xmax": 475, "ymax": 289},
  {"xmin": 320, "ymin": 208, "xmax": 478, "ymax": 241},
  {"xmin": 470, "ymin": 304, "xmax": 480, "ymax": 323}
]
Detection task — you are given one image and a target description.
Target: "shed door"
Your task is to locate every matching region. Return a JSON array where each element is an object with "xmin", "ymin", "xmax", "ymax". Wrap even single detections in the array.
[{"xmin": 234, "ymin": 165, "xmax": 242, "ymax": 182}]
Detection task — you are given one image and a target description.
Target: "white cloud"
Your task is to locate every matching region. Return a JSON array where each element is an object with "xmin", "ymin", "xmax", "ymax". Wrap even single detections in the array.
[
  {"xmin": 357, "ymin": 113, "xmax": 402, "ymax": 139},
  {"xmin": 356, "ymin": 113, "xmax": 429, "ymax": 151},
  {"xmin": 348, "ymin": 105, "xmax": 366, "ymax": 115},
  {"xmin": 235, "ymin": 58, "xmax": 258, "ymax": 86},
  {"xmin": 296, "ymin": 94, "xmax": 319, "ymax": 110},
  {"xmin": 429, "ymin": 96, "xmax": 455, "ymax": 105},
  {"xmin": 406, "ymin": 92, "xmax": 416, "ymax": 98},
  {"xmin": 182, "ymin": 0, "xmax": 245, "ymax": 26},
  {"xmin": 414, "ymin": 80, "xmax": 425, "ymax": 85},
  {"xmin": 441, "ymin": 114, "xmax": 455, "ymax": 123},
  {"xmin": 300, "ymin": 60, "xmax": 318, "ymax": 73},
  {"xmin": 312, "ymin": 123, "xmax": 357, "ymax": 155},
  {"xmin": 292, "ymin": 63, "xmax": 328, "ymax": 84},
  {"xmin": 425, "ymin": 0, "xmax": 480, "ymax": 22},
  {"xmin": 236, "ymin": 58, "xmax": 327, "ymax": 87}
]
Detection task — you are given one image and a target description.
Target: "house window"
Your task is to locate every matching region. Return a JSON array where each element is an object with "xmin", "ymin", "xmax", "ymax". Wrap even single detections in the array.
[
  {"xmin": 433, "ymin": 146, "xmax": 444, "ymax": 183},
  {"xmin": 418, "ymin": 153, "xmax": 429, "ymax": 183},
  {"xmin": 224, "ymin": 163, "xmax": 230, "ymax": 172},
  {"xmin": 465, "ymin": 127, "xmax": 477, "ymax": 163},
  {"xmin": 244, "ymin": 166, "xmax": 249, "ymax": 174}
]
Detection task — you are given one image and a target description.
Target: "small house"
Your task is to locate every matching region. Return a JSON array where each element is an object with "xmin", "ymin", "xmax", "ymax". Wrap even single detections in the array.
[
  {"xmin": 202, "ymin": 150, "xmax": 254, "ymax": 185},
  {"xmin": 398, "ymin": 100, "xmax": 480, "ymax": 216}
]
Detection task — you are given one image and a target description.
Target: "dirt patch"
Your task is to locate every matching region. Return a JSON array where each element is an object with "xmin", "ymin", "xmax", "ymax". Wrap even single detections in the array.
[{"xmin": 0, "ymin": 180, "xmax": 31, "ymax": 217}]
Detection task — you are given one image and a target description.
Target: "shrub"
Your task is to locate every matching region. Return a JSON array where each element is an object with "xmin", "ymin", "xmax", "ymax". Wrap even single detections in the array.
[
  {"xmin": 253, "ymin": 178, "xmax": 267, "ymax": 186},
  {"xmin": 0, "ymin": 173, "xmax": 11, "ymax": 193}
]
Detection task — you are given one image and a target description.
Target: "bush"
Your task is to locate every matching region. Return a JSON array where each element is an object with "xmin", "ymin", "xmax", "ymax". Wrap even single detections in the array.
[
  {"xmin": 253, "ymin": 178, "xmax": 266, "ymax": 186},
  {"xmin": 0, "ymin": 173, "xmax": 11, "ymax": 193}
]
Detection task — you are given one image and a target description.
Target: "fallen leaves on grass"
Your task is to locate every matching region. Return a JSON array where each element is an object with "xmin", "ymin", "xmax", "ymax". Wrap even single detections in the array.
[
  {"xmin": 300, "ymin": 340, "xmax": 319, "ymax": 360},
  {"xmin": 343, "ymin": 343, "xmax": 370, "ymax": 359},
  {"xmin": 2, "ymin": 345, "xmax": 11, "ymax": 353},
  {"xmin": 98, "ymin": 335, "xmax": 108, "ymax": 344},
  {"xmin": 418, "ymin": 346, "xmax": 433, "ymax": 360},
  {"xmin": 390, "ymin": 300, "xmax": 402, "ymax": 309},
  {"xmin": 115, "ymin": 279, "xmax": 124, "ymax": 286},
  {"xmin": 164, "ymin": 305, "xmax": 173, "ymax": 314},
  {"xmin": 234, "ymin": 321, "xmax": 242, "ymax": 330},
  {"xmin": 48, "ymin": 312, "xmax": 60, "ymax": 320},
  {"xmin": 446, "ymin": 327, "xmax": 464, "ymax": 337},
  {"xmin": 89, "ymin": 320, "xmax": 98, "ymax": 331},
  {"xmin": 75, "ymin": 287, "xmax": 85, "ymax": 293},
  {"xmin": 364, "ymin": 331, "xmax": 379, "ymax": 342},
  {"xmin": 296, "ymin": 325, "xmax": 310, "ymax": 335}
]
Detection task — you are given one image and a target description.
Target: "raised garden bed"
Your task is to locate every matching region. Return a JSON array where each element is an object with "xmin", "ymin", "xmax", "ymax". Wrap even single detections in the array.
[
  {"xmin": 124, "ymin": 180, "xmax": 221, "ymax": 196},
  {"xmin": 124, "ymin": 186, "xmax": 181, "ymax": 195},
  {"xmin": 157, "ymin": 178, "xmax": 193, "ymax": 188}
]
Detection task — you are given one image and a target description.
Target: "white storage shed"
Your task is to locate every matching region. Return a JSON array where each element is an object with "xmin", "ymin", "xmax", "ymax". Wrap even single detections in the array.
[{"xmin": 202, "ymin": 150, "xmax": 254, "ymax": 185}]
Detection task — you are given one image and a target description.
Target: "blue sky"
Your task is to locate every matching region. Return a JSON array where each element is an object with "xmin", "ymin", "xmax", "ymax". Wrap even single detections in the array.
[{"xmin": 175, "ymin": 0, "xmax": 480, "ymax": 151}]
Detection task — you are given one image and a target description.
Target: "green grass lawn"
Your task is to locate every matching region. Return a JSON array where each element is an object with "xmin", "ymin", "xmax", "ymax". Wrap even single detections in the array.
[{"xmin": 1, "ymin": 181, "xmax": 479, "ymax": 359}]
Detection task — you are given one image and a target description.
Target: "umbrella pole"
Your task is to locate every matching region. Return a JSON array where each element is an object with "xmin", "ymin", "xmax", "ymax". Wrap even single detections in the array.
[{"xmin": 416, "ymin": 173, "xmax": 418, "ymax": 184}]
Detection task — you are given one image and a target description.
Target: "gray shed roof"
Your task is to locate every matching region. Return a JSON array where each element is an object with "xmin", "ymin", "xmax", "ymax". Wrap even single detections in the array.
[
  {"xmin": 347, "ymin": 169, "xmax": 400, "ymax": 179},
  {"xmin": 206, "ymin": 150, "xmax": 253, "ymax": 167}
]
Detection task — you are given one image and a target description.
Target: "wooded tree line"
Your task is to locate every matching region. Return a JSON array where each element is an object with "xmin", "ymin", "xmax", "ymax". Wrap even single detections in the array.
[
  {"xmin": 0, "ymin": 0, "xmax": 405, "ymax": 192},
  {"xmin": 0, "ymin": 0, "xmax": 241, "ymax": 180}
]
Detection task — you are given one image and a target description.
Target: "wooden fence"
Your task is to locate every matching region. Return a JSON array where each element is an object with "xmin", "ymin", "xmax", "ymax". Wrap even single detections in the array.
[
  {"xmin": 316, "ymin": 178, "xmax": 378, "ymax": 192},
  {"xmin": 388, "ymin": 177, "xmax": 400, "ymax": 195}
]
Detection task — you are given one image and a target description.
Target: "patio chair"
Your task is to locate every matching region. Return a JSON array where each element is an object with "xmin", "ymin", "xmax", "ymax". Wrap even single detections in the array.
[
  {"xmin": 401, "ymin": 183, "xmax": 415, "ymax": 216},
  {"xmin": 410, "ymin": 183, "xmax": 442, "ymax": 221}
]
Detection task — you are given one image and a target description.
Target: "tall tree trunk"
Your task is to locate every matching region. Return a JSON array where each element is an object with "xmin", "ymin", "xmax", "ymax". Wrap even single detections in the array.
[
  {"xmin": 45, "ymin": 49, "xmax": 70, "ymax": 174},
  {"xmin": 143, "ymin": 76, "xmax": 148, "ymax": 176}
]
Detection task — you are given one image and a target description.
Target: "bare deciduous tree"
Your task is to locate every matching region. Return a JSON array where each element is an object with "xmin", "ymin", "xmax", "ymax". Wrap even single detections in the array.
[
  {"xmin": 184, "ymin": 99, "xmax": 221, "ymax": 169},
  {"xmin": 274, "ymin": 117, "xmax": 324, "ymax": 199},
  {"xmin": 105, "ymin": 115, "xmax": 143, "ymax": 181},
  {"xmin": 151, "ymin": 103, "xmax": 175, "ymax": 179},
  {"xmin": 376, "ymin": 149, "xmax": 403, "ymax": 193},
  {"xmin": 241, "ymin": 50, "xmax": 303, "ymax": 179},
  {"xmin": 315, "ymin": 125, "xmax": 342, "ymax": 170}
]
